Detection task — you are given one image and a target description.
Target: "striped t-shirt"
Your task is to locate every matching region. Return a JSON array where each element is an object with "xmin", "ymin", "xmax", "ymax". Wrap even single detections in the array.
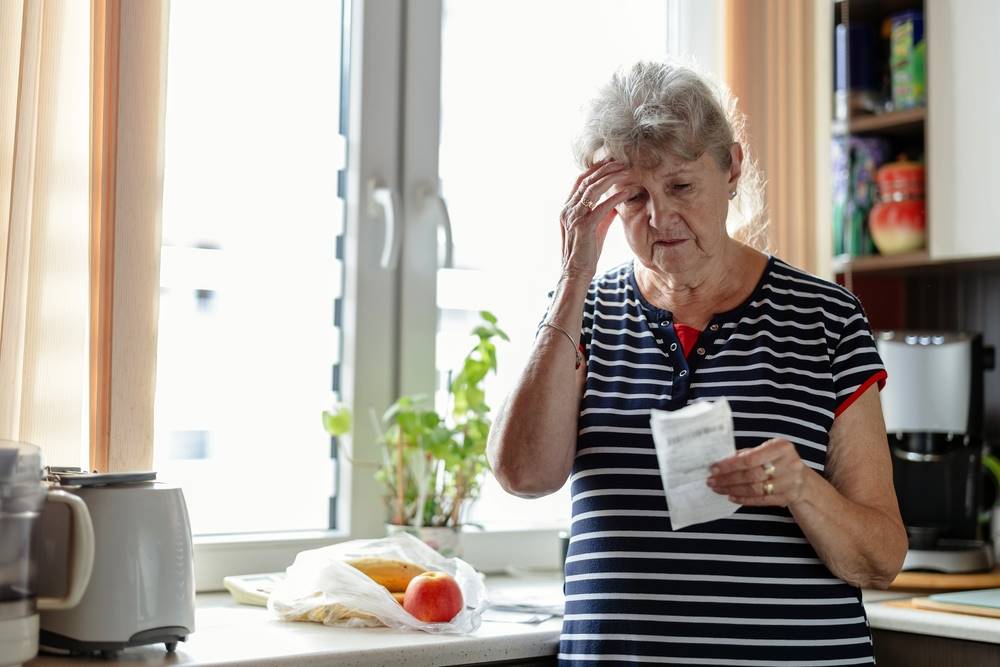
[{"xmin": 557, "ymin": 256, "xmax": 887, "ymax": 666}]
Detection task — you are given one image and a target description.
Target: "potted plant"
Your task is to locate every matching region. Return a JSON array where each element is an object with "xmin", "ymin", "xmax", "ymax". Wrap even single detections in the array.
[{"xmin": 323, "ymin": 311, "xmax": 507, "ymax": 556}]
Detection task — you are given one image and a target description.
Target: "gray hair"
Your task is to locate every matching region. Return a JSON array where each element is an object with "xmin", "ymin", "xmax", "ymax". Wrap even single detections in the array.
[{"xmin": 574, "ymin": 60, "xmax": 767, "ymax": 249}]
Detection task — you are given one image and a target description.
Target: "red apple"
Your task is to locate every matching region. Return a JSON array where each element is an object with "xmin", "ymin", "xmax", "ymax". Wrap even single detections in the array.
[{"xmin": 402, "ymin": 571, "xmax": 464, "ymax": 623}]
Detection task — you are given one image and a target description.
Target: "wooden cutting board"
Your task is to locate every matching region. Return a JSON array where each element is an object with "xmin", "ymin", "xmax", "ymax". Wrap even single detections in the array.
[
  {"xmin": 886, "ymin": 595, "xmax": 1000, "ymax": 619},
  {"xmin": 889, "ymin": 567, "xmax": 1000, "ymax": 592}
]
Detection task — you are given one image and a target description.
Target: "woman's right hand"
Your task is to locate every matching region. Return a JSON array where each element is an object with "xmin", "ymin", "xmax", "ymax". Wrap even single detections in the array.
[{"xmin": 560, "ymin": 159, "xmax": 637, "ymax": 281}]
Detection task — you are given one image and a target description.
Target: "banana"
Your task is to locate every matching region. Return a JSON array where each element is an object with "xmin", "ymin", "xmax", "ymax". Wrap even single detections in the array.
[
  {"xmin": 292, "ymin": 602, "xmax": 382, "ymax": 627},
  {"xmin": 392, "ymin": 591, "xmax": 406, "ymax": 605},
  {"xmin": 345, "ymin": 556, "xmax": 426, "ymax": 592}
]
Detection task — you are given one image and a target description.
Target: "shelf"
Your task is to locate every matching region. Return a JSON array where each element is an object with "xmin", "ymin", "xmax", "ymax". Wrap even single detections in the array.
[
  {"xmin": 833, "ymin": 251, "xmax": 1000, "ymax": 275},
  {"xmin": 851, "ymin": 107, "xmax": 925, "ymax": 134},
  {"xmin": 840, "ymin": 0, "xmax": 923, "ymax": 26},
  {"xmin": 833, "ymin": 108, "xmax": 926, "ymax": 137},
  {"xmin": 833, "ymin": 251, "xmax": 930, "ymax": 274}
]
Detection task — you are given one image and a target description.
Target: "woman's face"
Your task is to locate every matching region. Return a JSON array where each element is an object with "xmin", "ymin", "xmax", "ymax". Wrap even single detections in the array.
[{"xmin": 610, "ymin": 144, "xmax": 742, "ymax": 276}]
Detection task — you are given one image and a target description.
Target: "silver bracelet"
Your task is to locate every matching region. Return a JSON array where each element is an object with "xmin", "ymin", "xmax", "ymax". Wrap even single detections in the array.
[{"xmin": 542, "ymin": 321, "xmax": 583, "ymax": 369}]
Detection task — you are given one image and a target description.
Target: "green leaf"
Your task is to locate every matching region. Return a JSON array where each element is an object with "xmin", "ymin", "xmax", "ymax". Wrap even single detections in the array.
[
  {"xmin": 321, "ymin": 406, "xmax": 352, "ymax": 437},
  {"xmin": 397, "ymin": 411, "xmax": 419, "ymax": 435},
  {"xmin": 387, "ymin": 394, "xmax": 434, "ymax": 420},
  {"xmin": 452, "ymin": 390, "xmax": 469, "ymax": 415},
  {"xmin": 462, "ymin": 360, "xmax": 489, "ymax": 385},
  {"xmin": 420, "ymin": 410, "xmax": 441, "ymax": 430},
  {"xmin": 472, "ymin": 325, "xmax": 494, "ymax": 340},
  {"xmin": 479, "ymin": 310, "xmax": 497, "ymax": 324}
]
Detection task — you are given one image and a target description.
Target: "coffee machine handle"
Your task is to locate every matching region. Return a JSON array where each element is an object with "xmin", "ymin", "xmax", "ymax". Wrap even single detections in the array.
[{"xmin": 37, "ymin": 490, "xmax": 95, "ymax": 611}]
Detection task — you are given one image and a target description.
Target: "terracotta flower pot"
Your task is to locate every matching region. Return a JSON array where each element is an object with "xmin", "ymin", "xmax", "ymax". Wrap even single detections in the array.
[{"xmin": 869, "ymin": 159, "xmax": 926, "ymax": 255}]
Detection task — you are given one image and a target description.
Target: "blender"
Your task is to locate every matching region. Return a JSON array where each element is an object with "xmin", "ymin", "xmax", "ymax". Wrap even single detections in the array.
[{"xmin": 0, "ymin": 441, "xmax": 94, "ymax": 667}]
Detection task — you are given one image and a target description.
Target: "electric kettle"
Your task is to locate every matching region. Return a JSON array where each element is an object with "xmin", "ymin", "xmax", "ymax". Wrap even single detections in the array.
[{"xmin": 0, "ymin": 441, "xmax": 94, "ymax": 667}]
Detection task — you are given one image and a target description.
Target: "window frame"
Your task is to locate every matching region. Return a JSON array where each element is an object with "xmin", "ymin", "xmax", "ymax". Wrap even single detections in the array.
[
  {"xmin": 111, "ymin": 0, "xmax": 725, "ymax": 590},
  {"xmin": 166, "ymin": 0, "xmax": 408, "ymax": 586}
]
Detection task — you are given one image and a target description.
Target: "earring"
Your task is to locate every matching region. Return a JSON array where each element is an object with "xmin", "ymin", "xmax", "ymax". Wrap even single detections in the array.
[{"xmin": 729, "ymin": 190, "xmax": 737, "ymax": 200}]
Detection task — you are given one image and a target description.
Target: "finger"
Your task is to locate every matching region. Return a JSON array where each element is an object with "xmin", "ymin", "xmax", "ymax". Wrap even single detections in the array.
[
  {"xmin": 566, "ymin": 158, "xmax": 617, "ymax": 201},
  {"xmin": 710, "ymin": 440, "xmax": 789, "ymax": 476},
  {"xmin": 570, "ymin": 181, "xmax": 634, "ymax": 222},
  {"xmin": 593, "ymin": 190, "xmax": 633, "ymax": 248},
  {"xmin": 712, "ymin": 479, "xmax": 765, "ymax": 497},
  {"xmin": 725, "ymin": 476, "xmax": 783, "ymax": 500},
  {"xmin": 569, "ymin": 162, "xmax": 629, "ymax": 207},
  {"xmin": 592, "ymin": 187, "xmax": 637, "ymax": 221},
  {"xmin": 577, "ymin": 169, "xmax": 635, "ymax": 207},
  {"xmin": 708, "ymin": 464, "xmax": 769, "ymax": 489},
  {"xmin": 564, "ymin": 183, "xmax": 635, "ymax": 233},
  {"xmin": 729, "ymin": 493, "xmax": 788, "ymax": 507}
]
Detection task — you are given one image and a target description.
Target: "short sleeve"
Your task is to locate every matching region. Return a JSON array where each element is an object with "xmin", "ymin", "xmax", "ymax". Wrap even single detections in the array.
[{"xmin": 831, "ymin": 295, "xmax": 888, "ymax": 417}]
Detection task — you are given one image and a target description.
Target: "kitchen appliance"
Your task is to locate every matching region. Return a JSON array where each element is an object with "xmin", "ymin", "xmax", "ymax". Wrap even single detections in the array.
[
  {"xmin": 35, "ymin": 469, "xmax": 195, "ymax": 658},
  {"xmin": 877, "ymin": 331, "xmax": 995, "ymax": 572},
  {"xmin": 0, "ymin": 441, "xmax": 94, "ymax": 667}
]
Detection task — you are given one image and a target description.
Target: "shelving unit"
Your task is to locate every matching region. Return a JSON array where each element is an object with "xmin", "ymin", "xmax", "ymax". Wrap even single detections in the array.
[
  {"xmin": 832, "ymin": 0, "xmax": 927, "ymax": 276},
  {"xmin": 825, "ymin": 0, "xmax": 1000, "ymax": 488}
]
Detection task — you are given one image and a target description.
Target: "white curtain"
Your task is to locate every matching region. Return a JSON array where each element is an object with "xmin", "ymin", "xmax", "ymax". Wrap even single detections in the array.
[
  {"xmin": 0, "ymin": 0, "xmax": 89, "ymax": 467},
  {"xmin": 724, "ymin": 0, "xmax": 831, "ymax": 275},
  {"xmin": 91, "ymin": 0, "xmax": 170, "ymax": 472}
]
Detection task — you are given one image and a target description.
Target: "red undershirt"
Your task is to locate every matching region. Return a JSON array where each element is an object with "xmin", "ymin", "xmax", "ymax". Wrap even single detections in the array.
[{"xmin": 674, "ymin": 324, "xmax": 702, "ymax": 358}]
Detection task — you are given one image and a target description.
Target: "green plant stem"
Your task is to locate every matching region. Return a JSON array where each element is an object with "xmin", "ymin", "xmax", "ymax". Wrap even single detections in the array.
[{"xmin": 395, "ymin": 427, "xmax": 405, "ymax": 525}]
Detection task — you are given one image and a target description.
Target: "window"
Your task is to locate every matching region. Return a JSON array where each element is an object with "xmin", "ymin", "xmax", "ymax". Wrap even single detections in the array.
[
  {"xmin": 434, "ymin": 0, "xmax": 671, "ymax": 528},
  {"xmin": 156, "ymin": 0, "xmax": 346, "ymax": 535},
  {"xmin": 144, "ymin": 1, "xmax": 711, "ymax": 564}
]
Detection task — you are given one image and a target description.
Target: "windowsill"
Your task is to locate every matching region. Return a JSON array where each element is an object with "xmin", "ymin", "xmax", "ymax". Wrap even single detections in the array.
[
  {"xmin": 195, "ymin": 528, "xmax": 348, "ymax": 547},
  {"xmin": 193, "ymin": 526, "xmax": 566, "ymax": 593}
]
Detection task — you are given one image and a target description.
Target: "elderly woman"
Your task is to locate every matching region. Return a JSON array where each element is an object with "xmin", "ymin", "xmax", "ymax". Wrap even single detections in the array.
[{"xmin": 488, "ymin": 62, "xmax": 907, "ymax": 666}]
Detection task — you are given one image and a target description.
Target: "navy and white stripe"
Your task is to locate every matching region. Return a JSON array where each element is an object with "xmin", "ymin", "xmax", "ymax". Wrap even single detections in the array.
[{"xmin": 557, "ymin": 256, "xmax": 886, "ymax": 666}]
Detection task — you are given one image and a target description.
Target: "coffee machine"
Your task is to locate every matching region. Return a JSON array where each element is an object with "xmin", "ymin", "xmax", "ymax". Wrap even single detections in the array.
[{"xmin": 877, "ymin": 331, "xmax": 995, "ymax": 572}]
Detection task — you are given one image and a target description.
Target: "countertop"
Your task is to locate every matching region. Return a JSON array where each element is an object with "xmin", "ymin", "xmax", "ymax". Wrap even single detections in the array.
[
  {"xmin": 863, "ymin": 588, "xmax": 1000, "ymax": 645},
  {"xmin": 28, "ymin": 573, "xmax": 564, "ymax": 667},
  {"xmin": 27, "ymin": 575, "xmax": 1000, "ymax": 666}
]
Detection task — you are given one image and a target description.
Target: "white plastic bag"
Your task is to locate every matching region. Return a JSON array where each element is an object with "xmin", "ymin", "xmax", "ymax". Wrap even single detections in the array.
[{"xmin": 267, "ymin": 531, "xmax": 487, "ymax": 634}]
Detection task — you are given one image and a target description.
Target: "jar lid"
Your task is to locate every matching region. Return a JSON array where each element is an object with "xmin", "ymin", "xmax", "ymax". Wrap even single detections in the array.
[
  {"xmin": 46, "ymin": 468, "xmax": 157, "ymax": 487},
  {"xmin": 877, "ymin": 159, "xmax": 925, "ymax": 196}
]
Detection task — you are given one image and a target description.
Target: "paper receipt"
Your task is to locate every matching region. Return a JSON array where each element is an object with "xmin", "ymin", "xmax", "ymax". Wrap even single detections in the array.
[{"xmin": 650, "ymin": 399, "xmax": 740, "ymax": 530}]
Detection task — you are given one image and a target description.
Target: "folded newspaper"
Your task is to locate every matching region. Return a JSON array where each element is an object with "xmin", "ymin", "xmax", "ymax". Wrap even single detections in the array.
[{"xmin": 650, "ymin": 399, "xmax": 741, "ymax": 530}]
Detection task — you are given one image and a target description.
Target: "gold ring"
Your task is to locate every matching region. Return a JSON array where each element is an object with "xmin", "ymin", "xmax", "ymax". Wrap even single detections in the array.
[
  {"xmin": 763, "ymin": 481, "xmax": 774, "ymax": 496},
  {"xmin": 762, "ymin": 462, "xmax": 776, "ymax": 479},
  {"xmin": 580, "ymin": 199, "xmax": 596, "ymax": 211}
]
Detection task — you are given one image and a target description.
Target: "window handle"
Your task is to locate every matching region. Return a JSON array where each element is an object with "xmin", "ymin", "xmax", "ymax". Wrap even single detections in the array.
[
  {"xmin": 372, "ymin": 184, "xmax": 401, "ymax": 270},
  {"xmin": 425, "ymin": 190, "xmax": 454, "ymax": 269}
]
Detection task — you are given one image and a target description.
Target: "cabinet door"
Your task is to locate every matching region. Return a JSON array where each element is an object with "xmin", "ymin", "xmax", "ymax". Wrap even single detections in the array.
[{"xmin": 927, "ymin": 0, "xmax": 1000, "ymax": 259}]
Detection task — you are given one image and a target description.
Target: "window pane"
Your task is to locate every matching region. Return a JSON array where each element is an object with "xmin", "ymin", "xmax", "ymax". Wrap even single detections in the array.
[
  {"xmin": 157, "ymin": 0, "xmax": 345, "ymax": 535},
  {"xmin": 438, "ymin": 1, "xmax": 669, "ymax": 528}
]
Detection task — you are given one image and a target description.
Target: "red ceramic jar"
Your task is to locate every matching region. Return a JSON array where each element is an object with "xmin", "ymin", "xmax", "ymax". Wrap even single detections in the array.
[{"xmin": 869, "ymin": 159, "xmax": 926, "ymax": 254}]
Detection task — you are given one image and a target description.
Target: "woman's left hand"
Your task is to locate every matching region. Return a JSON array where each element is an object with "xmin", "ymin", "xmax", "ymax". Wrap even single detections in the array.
[{"xmin": 706, "ymin": 439, "xmax": 813, "ymax": 507}]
